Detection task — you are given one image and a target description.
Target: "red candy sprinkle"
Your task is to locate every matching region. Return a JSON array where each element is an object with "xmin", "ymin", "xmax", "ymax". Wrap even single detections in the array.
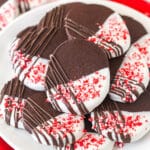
[
  {"xmin": 52, "ymin": 71, "xmax": 106, "ymax": 103},
  {"xmin": 91, "ymin": 112, "xmax": 145, "ymax": 138},
  {"xmin": 73, "ymin": 133, "xmax": 105, "ymax": 149}
]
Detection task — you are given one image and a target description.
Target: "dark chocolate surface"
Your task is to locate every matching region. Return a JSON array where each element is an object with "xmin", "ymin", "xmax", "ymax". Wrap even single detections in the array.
[
  {"xmin": 37, "ymin": 2, "xmax": 86, "ymax": 29},
  {"xmin": 0, "ymin": 77, "xmax": 39, "ymax": 103},
  {"xmin": 17, "ymin": 26, "xmax": 37, "ymax": 38},
  {"xmin": 17, "ymin": 27, "xmax": 68, "ymax": 59},
  {"xmin": 122, "ymin": 16, "xmax": 147, "ymax": 43},
  {"xmin": 46, "ymin": 39, "xmax": 109, "ymax": 86},
  {"xmin": 65, "ymin": 4, "xmax": 113, "ymax": 39},
  {"xmin": 0, "ymin": 0, "xmax": 6, "ymax": 6},
  {"xmin": 22, "ymin": 92, "xmax": 61, "ymax": 133},
  {"xmin": 109, "ymin": 54, "xmax": 125, "ymax": 81}
]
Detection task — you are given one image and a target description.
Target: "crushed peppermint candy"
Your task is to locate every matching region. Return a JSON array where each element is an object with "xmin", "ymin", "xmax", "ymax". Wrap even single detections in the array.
[
  {"xmin": 91, "ymin": 111, "xmax": 146, "ymax": 139},
  {"xmin": 133, "ymin": 34, "xmax": 150, "ymax": 68},
  {"xmin": 51, "ymin": 70, "xmax": 106, "ymax": 104},
  {"xmin": 88, "ymin": 13, "xmax": 130, "ymax": 58}
]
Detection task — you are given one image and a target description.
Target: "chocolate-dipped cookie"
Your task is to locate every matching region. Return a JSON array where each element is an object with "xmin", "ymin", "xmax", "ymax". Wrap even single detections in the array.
[
  {"xmin": 0, "ymin": 0, "xmax": 6, "ymax": 6},
  {"xmin": 0, "ymin": 77, "xmax": 61, "ymax": 132},
  {"xmin": 10, "ymin": 25, "xmax": 68, "ymax": 91},
  {"xmin": 91, "ymin": 83, "xmax": 150, "ymax": 143},
  {"xmin": 0, "ymin": 77, "xmax": 39, "ymax": 128},
  {"xmin": 65, "ymin": 5, "xmax": 131, "ymax": 59},
  {"xmin": 109, "ymin": 39, "xmax": 149, "ymax": 103},
  {"xmin": 45, "ymin": 39, "xmax": 110, "ymax": 115},
  {"xmin": 22, "ymin": 92, "xmax": 61, "ymax": 133}
]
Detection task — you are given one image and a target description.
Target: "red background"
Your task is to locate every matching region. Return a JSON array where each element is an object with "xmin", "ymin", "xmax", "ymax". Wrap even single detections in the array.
[{"xmin": 0, "ymin": 0, "xmax": 150, "ymax": 149}]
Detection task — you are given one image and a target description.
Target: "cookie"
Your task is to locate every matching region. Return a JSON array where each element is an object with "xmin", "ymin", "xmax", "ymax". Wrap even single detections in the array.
[
  {"xmin": 45, "ymin": 39, "xmax": 110, "ymax": 115},
  {"xmin": 10, "ymin": 25, "xmax": 68, "ymax": 91},
  {"xmin": 58, "ymin": 132, "xmax": 114, "ymax": 150},
  {"xmin": 109, "ymin": 41, "xmax": 149, "ymax": 103},
  {"xmin": 31, "ymin": 113, "xmax": 85, "ymax": 146},
  {"xmin": 38, "ymin": 2, "xmax": 86, "ymax": 29},
  {"xmin": 90, "ymin": 82, "xmax": 150, "ymax": 143},
  {"xmin": 65, "ymin": 5, "xmax": 131, "ymax": 59},
  {"xmin": 0, "ymin": 77, "xmax": 39, "ymax": 128},
  {"xmin": 22, "ymin": 92, "xmax": 61, "ymax": 133}
]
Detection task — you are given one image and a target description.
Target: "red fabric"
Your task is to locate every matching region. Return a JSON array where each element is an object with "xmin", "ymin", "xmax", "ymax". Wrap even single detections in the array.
[
  {"xmin": 0, "ymin": 0, "xmax": 150, "ymax": 149},
  {"xmin": 112, "ymin": 0, "xmax": 150, "ymax": 17},
  {"xmin": 0, "ymin": 138, "xmax": 13, "ymax": 150}
]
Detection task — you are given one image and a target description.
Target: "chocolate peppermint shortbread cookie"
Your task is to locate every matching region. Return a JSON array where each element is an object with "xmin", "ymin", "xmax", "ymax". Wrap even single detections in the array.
[{"xmin": 45, "ymin": 39, "xmax": 110, "ymax": 115}]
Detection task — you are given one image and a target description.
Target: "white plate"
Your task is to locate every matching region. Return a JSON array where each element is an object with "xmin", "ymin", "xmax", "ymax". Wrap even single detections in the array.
[{"xmin": 0, "ymin": 0, "xmax": 150, "ymax": 149}]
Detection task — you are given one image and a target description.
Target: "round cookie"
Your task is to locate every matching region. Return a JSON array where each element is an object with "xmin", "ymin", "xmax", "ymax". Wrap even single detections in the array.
[
  {"xmin": 65, "ymin": 5, "xmax": 131, "ymax": 59},
  {"xmin": 22, "ymin": 92, "xmax": 61, "ymax": 133},
  {"xmin": 45, "ymin": 39, "xmax": 110, "ymax": 115},
  {"xmin": 109, "ymin": 17, "xmax": 147, "ymax": 81},
  {"xmin": 0, "ymin": 77, "xmax": 61, "ymax": 131},
  {"xmin": 109, "ymin": 41, "xmax": 149, "ymax": 103},
  {"xmin": 91, "ymin": 82, "xmax": 150, "ymax": 143},
  {"xmin": 58, "ymin": 132, "xmax": 114, "ymax": 150},
  {"xmin": 31, "ymin": 113, "xmax": 85, "ymax": 146},
  {"xmin": 0, "ymin": 77, "xmax": 39, "ymax": 128},
  {"xmin": 10, "ymin": 25, "xmax": 68, "ymax": 91}
]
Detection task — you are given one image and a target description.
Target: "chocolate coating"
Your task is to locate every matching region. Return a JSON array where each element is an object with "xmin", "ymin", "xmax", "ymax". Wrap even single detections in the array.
[
  {"xmin": 46, "ymin": 39, "xmax": 109, "ymax": 86},
  {"xmin": 65, "ymin": 4, "xmax": 113, "ymax": 39},
  {"xmin": 38, "ymin": 2, "xmax": 86, "ymax": 29},
  {"xmin": 16, "ymin": 27, "xmax": 68, "ymax": 59},
  {"xmin": 84, "ymin": 114, "xmax": 96, "ymax": 133},
  {"xmin": 122, "ymin": 16, "xmax": 147, "ymax": 43},
  {"xmin": 0, "ymin": 0, "xmax": 6, "ymax": 6},
  {"xmin": 109, "ymin": 55, "xmax": 125, "ymax": 81},
  {"xmin": 17, "ymin": 25, "xmax": 37, "ymax": 38},
  {"xmin": 22, "ymin": 92, "xmax": 61, "ymax": 133}
]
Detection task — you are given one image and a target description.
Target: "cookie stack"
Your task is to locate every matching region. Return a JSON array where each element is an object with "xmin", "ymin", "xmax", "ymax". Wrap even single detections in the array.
[{"xmin": 1, "ymin": 2, "xmax": 150, "ymax": 150}]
